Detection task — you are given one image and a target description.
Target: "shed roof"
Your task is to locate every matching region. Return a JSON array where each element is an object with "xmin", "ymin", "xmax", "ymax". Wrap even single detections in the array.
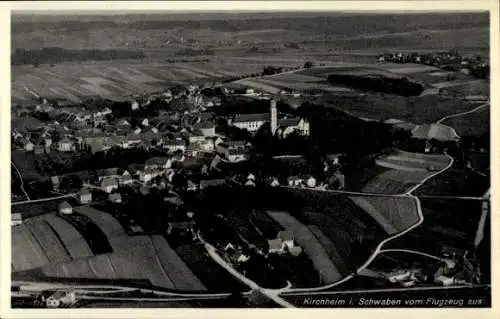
[{"xmin": 411, "ymin": 123, "xmax": 460, "ymax": 141}]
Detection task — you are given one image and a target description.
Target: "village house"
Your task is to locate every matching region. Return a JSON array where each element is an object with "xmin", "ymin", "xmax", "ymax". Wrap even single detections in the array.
[
  {"xmin": 139, "ymin": 167, "xmax": 162, "ymax": 183},
  {"xmin": 230, "ymin": 113, "xmax": 269, "ymax": 132},
  {"xmin": 101, "ymin": 177, "xmax": 118, "ymax": 193},
  {"xmin": 226, "ymin": 147, "xmax": 250, "ymax": 163},
  {"xmin": 245, "ymin": 179, "xmax": 256, "ymax": 187},
  {"xmin": 119, "ymin": 172, "xmax": 134, "ymax": 186},
  {"xmin": 24, "ymin": 140, "xmax": 34, "ymax": 152},
  {"xmin": 196, "ymin": 120, "xmax": 216, "ymax": 137},
  {"xmin": 386, "ymin": 270, "xmax": 412, "ymax": 283},
  {"xmin": 144, "ymin": 157, "xmax": 172, "ymax": 170},
  {"xmin": 269, "ymin": 177, "xmax": 280, "ymax": 187},
  {"xmin": 58, "ymin": 137, "xmax": 73, "ymax": 152},
  {"xmin": 96, "ymin": 168, "xmax": 120, "ymax": 182},
  {"xmin": 277, "ymin": 231, "xmax": 295, "ymax": 250},
  {"xmin": 36, "ymin": 289, "xmax": 76, "ymax": 308},
  {"xmin": 34, "ymin": 144, "xmax": 45, "ymax": 155},
  {"xmin": 167, "ymin": 221, "xmax": 196, "ymax": 236},
  {"xmin": 131, "ymin": 100, "xmax": 140, "ymax": 110},
  {"xmin": 267, "ymin": 239, "xmax": 284, "ymax": 254},
  {"xmin": 78, "ymin": 188, "xmax": 92, "ymax": 204},
  {"xmin": 287, "ymin": 175, "xmax": 316, "ymax": 188},
  {"xmin": 58, "ymin": 201, "xmax": 73, "ymax": 215},
  {"xmin": 44, "ymin": 136, "xmax": 53, "ymax": 148},
  {"xmin": 185, "ymin": 143, "xmax": 200, "ymax": 158},
  {"xmin": 163, "ymin": 139, "xmax": 186, "ymax": 152},
  {"xmin": 187, "ymin": 179, "xmax": 199, "ymax": 192},
  {"xmin": 51, "ymin": 176, "xmax": 60, "ymax": 191},
  {"xmin": 216, "ymin": 140, "xmax": 251, "ymax": 162},
  {"xmin": 188, "ymin": 129, "xmax": 206, "ymax": 144},
  {"xmin": 12, "ymin": 213, "xmax": 22, "ymax": 226},
  {"xmin": 200, "ymin": 179, "xmax": 227, "ymax": 190},
  {"xmin": 108, "ymin": 192, "xmax": 122, "ymax": 203},
  {"xmin": 227, "ymin": 248, "xmax": 250, "ymax": 264},
  {"xmin": 275, "ymin": 117, "xmax": 310, "ymax": 137}
]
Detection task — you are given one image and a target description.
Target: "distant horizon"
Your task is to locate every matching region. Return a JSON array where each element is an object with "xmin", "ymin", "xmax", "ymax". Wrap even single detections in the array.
[{"xmin": 11, "ymin": 9, "xmax": 489, "ymax": 16}]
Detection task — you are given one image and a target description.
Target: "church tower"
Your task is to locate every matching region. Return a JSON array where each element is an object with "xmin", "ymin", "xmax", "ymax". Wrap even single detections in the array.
[{"xmin": 270, "ymin": 99, "xmax": 277, "ymax": 135}]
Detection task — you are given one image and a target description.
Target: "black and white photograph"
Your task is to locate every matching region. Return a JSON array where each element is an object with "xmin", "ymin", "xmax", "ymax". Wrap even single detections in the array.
[{"xmin": 4, "ymin": 1, "xmax": 495, "ymax": 312}]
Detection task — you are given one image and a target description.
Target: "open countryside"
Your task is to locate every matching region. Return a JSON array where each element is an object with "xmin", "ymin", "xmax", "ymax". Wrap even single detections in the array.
[{"xmin": 10, "ymin": 10, "xmax": 490, "ymax": 309}]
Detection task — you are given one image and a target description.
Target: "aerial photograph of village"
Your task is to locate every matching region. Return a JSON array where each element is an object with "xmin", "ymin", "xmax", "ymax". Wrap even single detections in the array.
[{"xmin": 9, "ymin": 9, "xmax": 490, "ymax": 308}]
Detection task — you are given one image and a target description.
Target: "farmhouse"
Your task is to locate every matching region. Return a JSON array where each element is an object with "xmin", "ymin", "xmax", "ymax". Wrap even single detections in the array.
[{"xmin": 58, "ymin": 201, "xmax": 72, "ymax": 215}]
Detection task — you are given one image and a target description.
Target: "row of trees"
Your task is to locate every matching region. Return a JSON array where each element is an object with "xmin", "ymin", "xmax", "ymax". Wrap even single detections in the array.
[
  {"xmin": 327, "ymin": 74, "xmax": 424, "ymax": 97},
  {"xmin": 12, "ymin": 47, "xmax": 145, "ymax": 66}
]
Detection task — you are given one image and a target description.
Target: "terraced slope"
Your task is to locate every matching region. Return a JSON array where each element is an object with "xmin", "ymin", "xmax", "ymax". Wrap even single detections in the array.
[
  {"xmin": 363, "ymin": 150, "xmax": 451, "ymax": 194},
  {"xmin": 23, "ymin": 218, "xmax": 72, "ymax": 264},
  {"xmin": 12, "ymin": 224, "xmax": 50, "ymax": 271},
  {"xmin": 42, "ymin": 214, "xmax": 93, "ymax": 259},
  {"xmin": 12, "ymin": 206, "xmax": 206, "ymax": 291},
  {"xmin": 48, "ymin": 206, "xmax": 206, "ymax": 290},
  {"xmin": 350, "ymin": 196, "xmax": 419, "ymax": 234}
]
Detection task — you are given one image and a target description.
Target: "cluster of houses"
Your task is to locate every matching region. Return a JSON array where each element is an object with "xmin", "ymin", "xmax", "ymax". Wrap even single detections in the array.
[
  {"xmin": 378, "ymin": 50, "xmax": 489, "ymax": 77},
  {"xmin": 383, "ymin": 251, "xmax": 473, "ymax": 288},
  {"xmin": 221, "ymin": 230, "xmax": 302, "ymax": 267}
]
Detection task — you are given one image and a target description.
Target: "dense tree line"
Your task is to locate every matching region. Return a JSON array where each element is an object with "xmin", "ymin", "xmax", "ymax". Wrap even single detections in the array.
[
  {"xmin": 11, "ymin": 47, "xmax": 145, "ymax": 66},
  {"xmin": 327, "ymin": 74, "xmax": 424, "ymax": 97},
  {"xmin": 13, "ymin": 12, "xmax": 487, "ymax": 36}
]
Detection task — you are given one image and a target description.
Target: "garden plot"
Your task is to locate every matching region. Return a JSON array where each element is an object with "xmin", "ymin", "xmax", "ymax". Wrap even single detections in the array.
[{"xmin": 268, "ymin": 211, "xmax": 343, "ymax": 284}]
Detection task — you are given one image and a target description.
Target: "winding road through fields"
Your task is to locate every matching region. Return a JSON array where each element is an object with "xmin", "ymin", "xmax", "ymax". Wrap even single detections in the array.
[
  {"xmin": 11, "ymin": 161, "xmax": 30, "ymax": 201},
  {"xmin": 436, "ymin": 103, "xmax": 489, "ymax": 124}
]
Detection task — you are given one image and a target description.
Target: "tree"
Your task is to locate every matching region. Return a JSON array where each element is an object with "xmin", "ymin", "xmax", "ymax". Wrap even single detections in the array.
[{"xmin": 303, "ymin": 61, "xmax": 314, "ymax": 68}]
